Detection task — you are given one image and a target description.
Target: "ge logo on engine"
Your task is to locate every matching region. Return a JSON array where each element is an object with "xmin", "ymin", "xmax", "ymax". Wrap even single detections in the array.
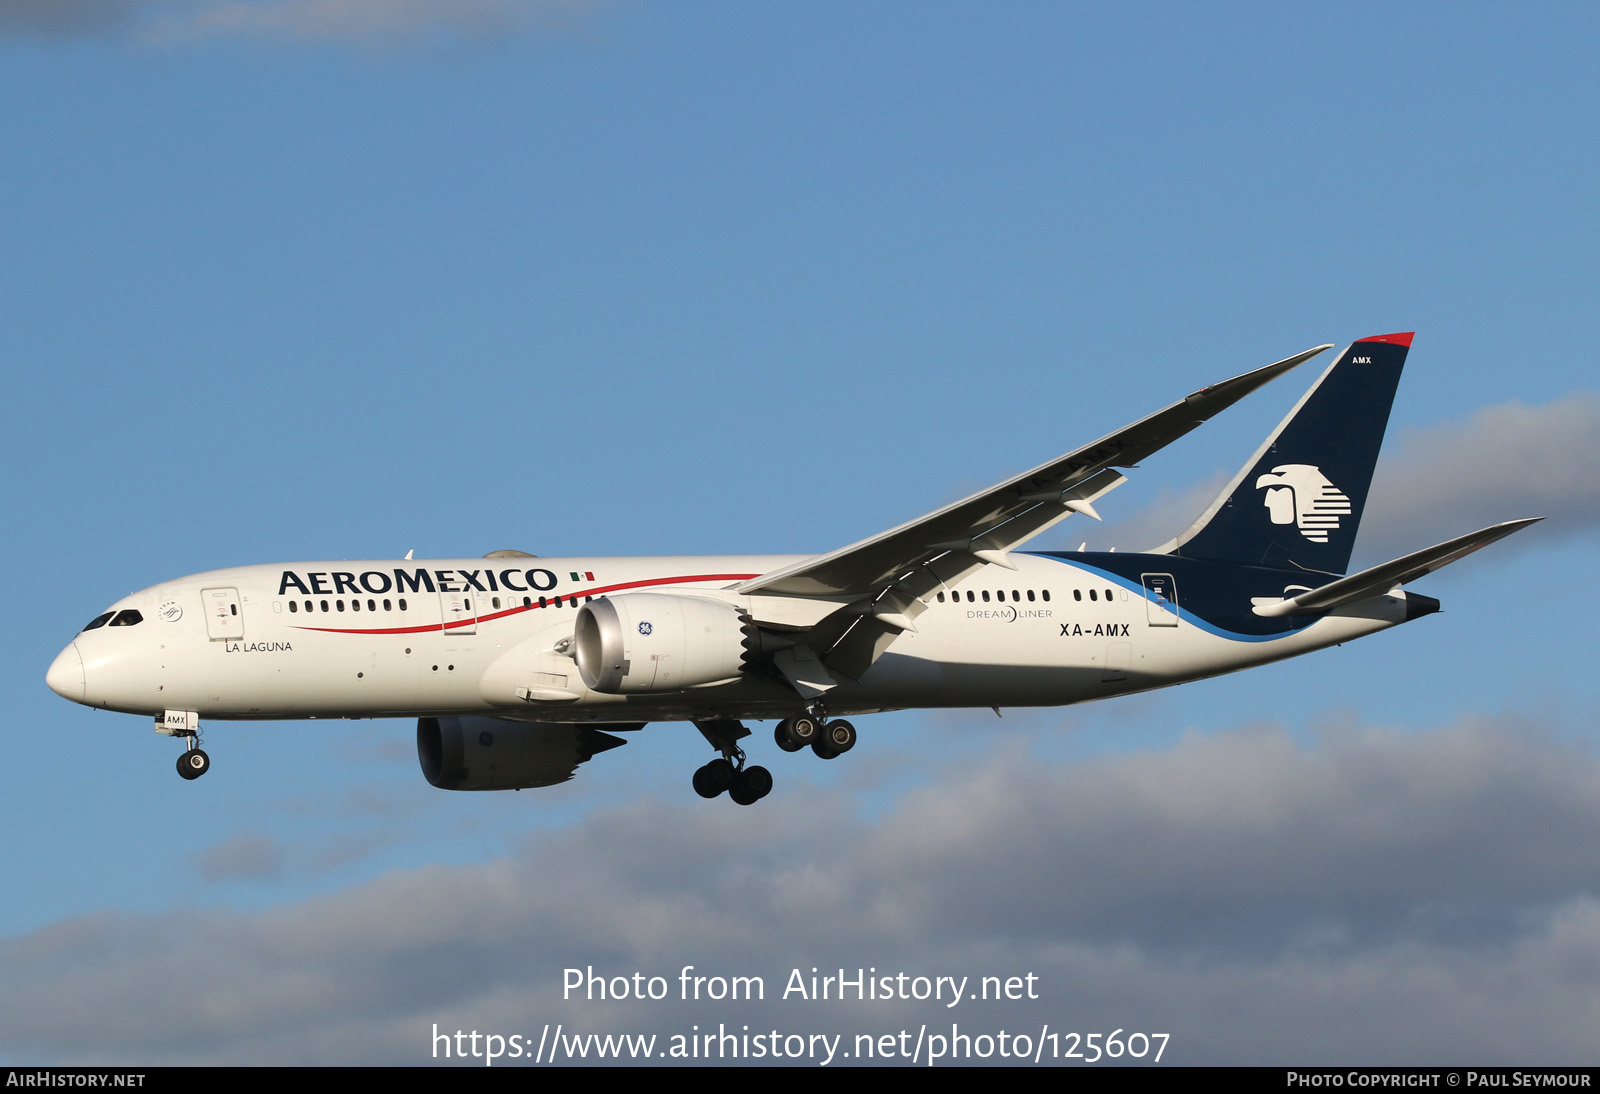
[{"xmin": 638, "ymin": 621, "xmax": 653, "ymax": 635}]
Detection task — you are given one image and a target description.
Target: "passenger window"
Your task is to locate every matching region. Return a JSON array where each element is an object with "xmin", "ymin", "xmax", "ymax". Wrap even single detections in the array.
[
  {"xmin": 82, "ymin": 612, "xmax": 115, "ymax": 631},
  {"xmin": 1074, "ymin": 590, "xmax": 1083, "ymax": 602},
  {"xmin": 1027, "ymin": 590, "xmax": 1035, "ymax": 602},
  {"xmin": 321, "ymin": 600, "xmax": 329, "ymax": 612},
  {"xmin": 1042, "ymin": 590, "xmax": 1050, "ymax": 602},
  {"xmin": 289, "ymin": 601, "xmax": 298, "ymax": 613},
  {"xmin": 398, "ymin": 598, "xmax": 408, "ymax": 611},
  {"xmin": 351, "ymin": 599, "xmax": 361, "ymax": 611},
  {"xmin": 384, "ymin": 599, "xmax": 392, "ymax": 611}
]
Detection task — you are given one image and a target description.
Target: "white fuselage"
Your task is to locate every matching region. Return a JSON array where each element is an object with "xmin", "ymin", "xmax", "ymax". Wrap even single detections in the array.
[{"xmin": 48, "ymin": 552, "xmax": 1406, "ymax": 728}]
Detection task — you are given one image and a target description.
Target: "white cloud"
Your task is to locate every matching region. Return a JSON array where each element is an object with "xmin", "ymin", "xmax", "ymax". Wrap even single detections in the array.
[
  {"xmin": 194, "ymin": 833, "xmax": 286, "ymax": 881},
  {"xmin": 0, "ymin": 0, "xmax": 141, "ymax": 37},
  {"xmin": 152, "ymin": 0, "xmax": 596, "ymax": 45},
  {"xmin": 5, "ymin": 713, "xmax": 1600, "ymax": 1063},
  {"xmin": 1071, "ymin": 393, "xmax": 1600, "ymax": 564},
  {"xmin": 0, "ymin": 0, "xmax": 602, "ymax": 44},
  {"xmin": 1360, "ymin": 393, "xmax": 1600, "ymax": 561},
  {"xmin": 1056, "ymin": 473, "xmax": 1227, "ymax": 554}
]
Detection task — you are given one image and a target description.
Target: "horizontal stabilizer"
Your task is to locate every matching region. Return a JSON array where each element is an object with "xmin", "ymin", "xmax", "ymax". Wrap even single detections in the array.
[{"xmin": 1252, "ymin": 518, "xmax": 1542, "ymax": 618}]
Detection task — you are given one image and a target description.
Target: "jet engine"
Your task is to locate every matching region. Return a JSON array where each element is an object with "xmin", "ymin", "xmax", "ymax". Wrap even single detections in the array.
[
  {"xmin": 574, "ymin": 593, "xmax": 756, "ymax": 694},
  {"xmin": 417, "ymin": 716, "xmax": 628, "ymax": 791}
]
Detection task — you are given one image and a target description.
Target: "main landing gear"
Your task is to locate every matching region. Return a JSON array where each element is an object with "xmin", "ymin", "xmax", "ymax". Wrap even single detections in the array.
[
  {"xmin": 775, "ymin": 714, "xmax": 856, "ymax": 759},
  {"xmin": 690, "ymin": 713, "xmax": 859, "ymax": 805},
  {"xmin": 691, "ymin": 719, "xmax": 772, "ymax": 806}
]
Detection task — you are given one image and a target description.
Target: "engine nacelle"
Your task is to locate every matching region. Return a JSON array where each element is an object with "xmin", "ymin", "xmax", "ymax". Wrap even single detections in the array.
[
  {"xmin": 574, "ymin": 593, "xmax": 752, "ymax": 694},
  {"xmin": 417, "ymin": 716, "xmax": 627, "ymax": 791}
]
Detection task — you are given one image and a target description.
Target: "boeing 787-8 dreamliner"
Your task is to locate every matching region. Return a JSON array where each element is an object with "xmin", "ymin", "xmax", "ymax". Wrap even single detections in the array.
[{"xmin": 47, "ymin": 334, "xmax": 1537, "ymax": 804}]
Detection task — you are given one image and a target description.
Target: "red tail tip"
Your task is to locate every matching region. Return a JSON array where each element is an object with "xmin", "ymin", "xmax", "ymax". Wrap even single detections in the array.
[{"xmin": 1357, "ymin": 332, "xmax": 1415, "ymax": 347}]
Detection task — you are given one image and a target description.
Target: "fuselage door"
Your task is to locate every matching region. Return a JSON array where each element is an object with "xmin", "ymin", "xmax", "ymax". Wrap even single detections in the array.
[
  {"xmin": 201, "ymin": 587, "xmax": 245, "ymax": 640},
  {"xmin": 441, "ymin": 592, "xmax": 477, "ymax": 635},
  {"xmin": 1141, "ymin": 573, "xmax": 1179, "ymax": 627}
]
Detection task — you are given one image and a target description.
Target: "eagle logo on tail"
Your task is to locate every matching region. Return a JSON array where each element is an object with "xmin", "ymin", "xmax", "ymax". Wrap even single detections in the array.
[{"xmin": 1255, "ymin": 464, "xmax": 1351, "ymax": 543}]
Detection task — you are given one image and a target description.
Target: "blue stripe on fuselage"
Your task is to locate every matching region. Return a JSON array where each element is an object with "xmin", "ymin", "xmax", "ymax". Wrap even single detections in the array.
[{"xmin": 1029, "ymin": 552, "xmax": 1328, "ymax": 642}]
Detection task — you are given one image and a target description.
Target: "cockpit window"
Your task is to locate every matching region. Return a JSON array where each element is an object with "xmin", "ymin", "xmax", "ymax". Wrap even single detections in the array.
[
  {"xmin": 82, "ymin": 611, "xmax": 115, "ymax": 632},
  {"xmin": 108, "ymin": 610, "xmax": 144, "ymax": 627}
]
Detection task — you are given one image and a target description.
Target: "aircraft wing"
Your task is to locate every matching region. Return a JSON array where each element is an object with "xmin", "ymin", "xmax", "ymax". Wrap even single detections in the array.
[{"xmin": 739, "ymin": 344, "xmax": 1333, "ymax": 679}]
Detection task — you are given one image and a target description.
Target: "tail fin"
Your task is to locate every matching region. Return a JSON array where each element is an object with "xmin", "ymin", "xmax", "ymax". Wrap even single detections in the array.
[{"xmin": 1154, "ymin": 333, "xmax": 1413, "ymax": 574}]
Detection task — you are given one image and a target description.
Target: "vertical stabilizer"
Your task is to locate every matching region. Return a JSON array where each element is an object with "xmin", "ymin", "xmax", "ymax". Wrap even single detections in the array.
[{"xmin": 1154, "ymin": 333, "xmax": 1412, "ymax": 574}]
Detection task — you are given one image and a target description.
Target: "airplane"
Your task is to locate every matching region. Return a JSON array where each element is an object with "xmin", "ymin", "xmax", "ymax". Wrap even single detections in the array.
[{"xmin": 46, "ymin": 333, "xmax": 1538, "ymax": 805}]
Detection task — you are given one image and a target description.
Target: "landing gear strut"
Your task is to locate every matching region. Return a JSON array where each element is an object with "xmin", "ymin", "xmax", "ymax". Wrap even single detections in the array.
[{"xmin": 692, "ymin": 719, "xmax": 772, "ymax": 806}]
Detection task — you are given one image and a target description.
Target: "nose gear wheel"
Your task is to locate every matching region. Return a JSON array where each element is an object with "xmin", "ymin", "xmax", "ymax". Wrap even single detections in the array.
[{"xmin": 177, "ymin": 748, "xmax": 210, "ymax": 780}]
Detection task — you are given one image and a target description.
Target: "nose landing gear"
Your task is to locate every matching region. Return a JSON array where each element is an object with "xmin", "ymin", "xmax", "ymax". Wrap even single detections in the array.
[{"xmin": 158, "ymin": 710, "xmax": 211, "ymax": 781}]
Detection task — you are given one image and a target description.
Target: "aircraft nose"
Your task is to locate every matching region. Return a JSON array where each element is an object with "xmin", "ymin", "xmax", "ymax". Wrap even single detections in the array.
[{"xmin": 46, "ymin": 642, "xmax": 85, "ymax": 702}]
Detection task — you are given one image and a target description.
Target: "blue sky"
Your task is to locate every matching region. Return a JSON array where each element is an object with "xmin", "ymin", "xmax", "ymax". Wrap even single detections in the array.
[{"xmin": 3, "ymin": 0, "xmax": 1598, "ymax": 1065}]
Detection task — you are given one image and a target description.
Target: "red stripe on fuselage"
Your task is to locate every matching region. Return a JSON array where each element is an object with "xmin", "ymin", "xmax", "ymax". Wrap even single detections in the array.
[{"xmin": 288, "ymin": 572, "xmax": 762, "ymax": 636}]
